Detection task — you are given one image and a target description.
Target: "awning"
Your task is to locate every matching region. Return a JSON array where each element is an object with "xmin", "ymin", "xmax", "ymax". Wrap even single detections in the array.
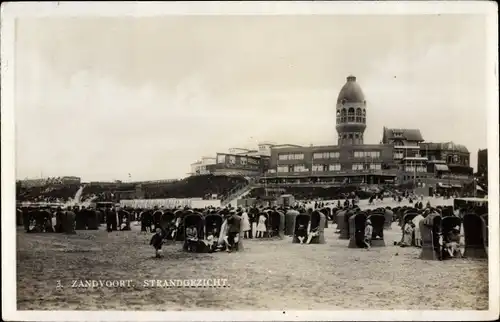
[
  {"xmin": 452, "ymin": 184, "xmax": 462, "ymax": 188},
  {"xmin": 476, "ymin": 185, "xmax": 485, "ymax": 192},
  {"xmin": 437, "ymin": 182, "xmax": 452, "ymax": 188},
  {"xmin": 435, "ymin": 164, "xmax": 450, "ymax": 172}
]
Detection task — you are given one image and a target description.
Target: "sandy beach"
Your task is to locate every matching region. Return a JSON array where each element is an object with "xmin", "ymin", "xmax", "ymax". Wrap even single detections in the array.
[{"xmin": 17, "ymin": 205, "xmax": 488, "ymax": 310}]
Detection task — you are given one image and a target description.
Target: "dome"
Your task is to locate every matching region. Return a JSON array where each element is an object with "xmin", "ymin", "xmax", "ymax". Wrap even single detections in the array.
[{"xmin": 337, "ymin": 75, "xmax": 365, "ymax": 104}]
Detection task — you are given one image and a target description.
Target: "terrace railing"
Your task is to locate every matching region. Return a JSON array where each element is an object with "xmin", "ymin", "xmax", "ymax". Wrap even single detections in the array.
[{"xmin": 220, "ymin": 181, "xmax": 256, "ymax": 206}]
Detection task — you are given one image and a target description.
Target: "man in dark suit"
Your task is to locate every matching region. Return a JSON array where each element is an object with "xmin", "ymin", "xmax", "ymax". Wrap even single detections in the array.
[{"xmin": 226, "ymin": 213, "xmax": 241, "ymax": 252}]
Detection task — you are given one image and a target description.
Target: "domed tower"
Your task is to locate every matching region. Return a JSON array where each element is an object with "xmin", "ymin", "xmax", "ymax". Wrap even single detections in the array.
[{"xmin": 335, "ymin": 75, "xmax": 367, "ymax": 145}]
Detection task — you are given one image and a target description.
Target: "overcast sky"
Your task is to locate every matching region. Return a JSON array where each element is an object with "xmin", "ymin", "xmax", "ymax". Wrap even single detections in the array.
[{"xmin": 15, "ymin": 14, "xmax": 488, "ymax": 181}]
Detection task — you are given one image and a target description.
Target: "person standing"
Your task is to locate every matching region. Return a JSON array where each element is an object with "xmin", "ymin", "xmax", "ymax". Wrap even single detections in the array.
[
  {"xmin": 412, "ymin": 212, "xmax": 425, "ymax": 247},
  {"xmin": 240, "ymin": 209, "xmax": 251, "ymax": 239},
  {"xmin": 364, "ymin": 219, "xmax": 373, "ymax": 250},
  {"xmin": 227, "ymin": 213, "xmax": 241, "ymax": 252},
  {"xmin": 256, "ymin": 213, "xmax": 267, "ymax": 238}
]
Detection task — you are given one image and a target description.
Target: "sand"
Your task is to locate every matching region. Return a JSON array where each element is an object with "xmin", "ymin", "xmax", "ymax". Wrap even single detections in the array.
[{"xmin": 17, "ymin": 214, "xmax": 488, "ymax": 310}]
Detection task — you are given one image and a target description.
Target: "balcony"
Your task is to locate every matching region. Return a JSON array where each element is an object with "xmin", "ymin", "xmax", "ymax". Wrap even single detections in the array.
[{"xmin": 266, "ymin": 169, "xmax": 399, "ymax": 177}]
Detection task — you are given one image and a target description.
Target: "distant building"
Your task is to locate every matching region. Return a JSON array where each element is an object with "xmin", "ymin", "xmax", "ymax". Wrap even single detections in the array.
[
  {"xmin": 190, "ymin": 156, "xmax": 217, "ymax": 176},
  {"xmin": 190, "ymin": 143, "xmax": 274, "ymax": 176}
]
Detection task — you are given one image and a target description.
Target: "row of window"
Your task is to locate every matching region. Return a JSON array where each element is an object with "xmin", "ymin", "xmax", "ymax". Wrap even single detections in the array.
[
  {"xmin": 352, "ymin": 163, "xmax": 382, "ymax": 171},
  {"xmin": 337, "ymin": 117, "xmax": 366, "ymax": 123},
  {"xmin": 278, "ymin": 153, "xmax": 305, "ymax": 161},
  {"xmin": 312, "ymin": 164, "xmax": 342, "ymax": 172},
  {"xmin": 279, "ymin": 151, "xmax": 380, "ymax": 160},
  {"xmin": 353, "ymin": 151, "xmax": 380, "ymax": 158},
  {"xmin": 404, "ymin": 166, "xmax": 427, "ymax": 173},
  {"xmin": 339, "ymin": 133, "xmax": 363, "ymax": 140},
  {"xmin": 277, "ymin": 165, "xmax": 307, "ymax": 173},
  {"xmin": 313, "ymin": 152, "xmax": 340, "ymax": 159},
  {"xmin": 336, "ymin": 108, "xmax": 366, "ymax": 116},
  {"xmin": 276, "ymin": 163, "xmax": 382, "ymax": 172}
]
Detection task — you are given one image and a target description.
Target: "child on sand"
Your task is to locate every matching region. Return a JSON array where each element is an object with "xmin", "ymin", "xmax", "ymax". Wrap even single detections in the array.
[
  {"xmin": 296, "ymin": 223, "xmax": 307, "ymax": 244},
  {"xmin": 150, "ymin": 227, "xmax": 164, "ymax": 258},
  {"xmin": 445, "ymin": 227, "xmax": 461, "ymax": 258},
  {"xmin": 306, "ymin": 227, "xmax": 319, "ymax": 244},
  {"xmin": 256, "ymin": 214, "xmax": 267, "ymax": 238},
  {"xmin": 185, "ymin": 225, "xmax": 199, "ymax": 252}
]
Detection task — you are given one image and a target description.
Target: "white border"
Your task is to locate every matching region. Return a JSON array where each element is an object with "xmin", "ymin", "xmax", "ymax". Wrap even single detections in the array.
[{"xmin": 1, "ymin": 1, "xmax": 498, "ymax": 321}]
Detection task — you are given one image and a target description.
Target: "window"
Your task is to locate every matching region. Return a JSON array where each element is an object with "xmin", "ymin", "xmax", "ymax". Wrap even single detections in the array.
[
  {"xmin": 294, "ymin": 165, "xmax": 308, "ymax": 172},
  {"xmin": 370, "ymin": 163, "xmax": 381, "ymax": 170},
  {"xmin": 355, "ymin": 108, "xmax": 362, "ymax": 122},
  {"xmin": 228, "ymin": 156, "xmax": 236, "ymax": 165},
  {"xmin": 312, "ymin": 164, "xmax": 324, "ymax": 172},
  {"xmin": 277, "ymin": 166, "xmax": 289, "ymax": 173},
  {"xmin": 329, "ymin": 164, "xmax": 341, "ymax": 171},
  {"xmin": 365, "ymin": 151, "xmax": 380, "ymax": 158},
  {"xmin": 217, "ymin": 155, "xmax": 226, "ymax": 164},
  {"xmin": 240, "ymin": 157, "xmax": 247, "ymax": 165},
  {"xmin": 248, "ymin": 158, "xmax": 259, "ymax": 165},
  {"xmin": 352, "ymin": 163, "xmax": 364, "ymax": 171},
  {"xmin": 278, "ymin": 154, "xmax": 288, "ymax": 161},
  {"xmin": 294, "ymin": 153, "xmax": 304, "ymax": 160},
  {"xmin": 348, "ymin": 108, "xmax": 355, "ymax": 122},
  {"xmin": 393, "ymin": 152, "xmax": 404, "ymax": 159}
]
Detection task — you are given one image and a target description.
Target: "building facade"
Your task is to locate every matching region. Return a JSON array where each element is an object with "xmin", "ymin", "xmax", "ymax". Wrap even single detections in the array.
[
  {"xmin": 261, "ymin": 75, "xmax": 473, "ymax": 187},
  {"xmin": 188, "ymin": 75, "xmax": 473, "ymax": 189},
  {"xmin": 190, "ymin": 156, "xmax": 217, "ymax": 176}
]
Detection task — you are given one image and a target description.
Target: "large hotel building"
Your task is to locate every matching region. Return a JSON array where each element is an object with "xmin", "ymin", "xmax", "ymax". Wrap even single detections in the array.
[{"xmin": 190, "ymin": 76, "xmax": 473, "ymax": 189}]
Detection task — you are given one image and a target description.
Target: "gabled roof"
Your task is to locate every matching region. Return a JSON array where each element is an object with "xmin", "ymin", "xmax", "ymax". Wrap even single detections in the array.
[{"xmin": 383, "ymin": 127, "xmax": 424, "ymax": 142}]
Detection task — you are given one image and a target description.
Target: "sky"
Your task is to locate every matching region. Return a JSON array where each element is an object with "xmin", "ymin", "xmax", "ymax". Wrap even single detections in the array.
[{"xmin": 15, "ymin": 14, "xmax": 489, "ymax": 182}]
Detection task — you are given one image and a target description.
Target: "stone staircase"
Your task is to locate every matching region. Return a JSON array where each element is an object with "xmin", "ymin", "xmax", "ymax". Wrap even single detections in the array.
[{"xmin": 221, "ymin": 182, "xmax": 255, "ymax": 207}]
